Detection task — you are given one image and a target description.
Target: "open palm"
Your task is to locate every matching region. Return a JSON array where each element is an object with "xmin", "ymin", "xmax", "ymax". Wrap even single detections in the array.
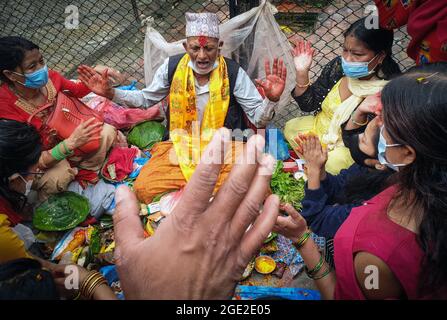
[
  {"xmin": 78, "ymin": 65, "xmax": 114, "ymax": 100},
  {"xmin": 292, "ymin": 40, "xmax": 315, "ymax": 72},
  {"xmin": 255, "ymin": 58, "xmax": 287, "ymax": 102}
]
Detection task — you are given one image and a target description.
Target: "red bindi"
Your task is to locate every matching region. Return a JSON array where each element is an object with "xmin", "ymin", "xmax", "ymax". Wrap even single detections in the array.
[{"xmin": 198, "ymin": 36, "xmax": 208, "ymax": 47}]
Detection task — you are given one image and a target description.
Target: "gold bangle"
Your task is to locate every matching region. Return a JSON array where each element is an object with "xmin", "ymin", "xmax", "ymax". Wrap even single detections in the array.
[
  {"xmin": 86, "ymin": 275, "xmax": 103, "ymax": 298},
  {"xmin": 79, "ymin": 272, "xmax": 95, "ymax": 294},
  {"xmin": 80, "ymin": 271, "xmax": 98, "ymax": 294},
  {"xmin": 85, "ymin": 274, "xmax": 108, "ymax": 300},
  {"xmin": 86, "ymin": 274, "xmax": 104, "ymax": 298},
  {"xmin": 80, "ymin": 271, "xmax": 105, "ymax": 299},
  {"xmin": 296, "ymin": 80, "xmax": 311, "ymax": 88},
  {"xmin": 87, "ymin": 278, "xmax": 107, "ymax": 300},
  {"xmin": 351, "ymin": 109, "xmax": 369, "ymax": 126},
  {"xmin": 87, "ymin": 276, "xmax": 102, "ymax": 298}
]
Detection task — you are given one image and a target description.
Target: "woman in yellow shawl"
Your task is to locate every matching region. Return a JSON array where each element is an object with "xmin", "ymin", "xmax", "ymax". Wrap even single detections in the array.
[{"xmin": 285, "ymin": 18, "xmax": 401, "ymax": 174}]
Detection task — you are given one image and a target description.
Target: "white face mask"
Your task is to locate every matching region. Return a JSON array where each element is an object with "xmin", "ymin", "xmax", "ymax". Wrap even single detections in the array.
[
  {"xmin": 9, "ymin": 174, "xmax": 34, "ymax": 196},
  {"xmin": 188, "ymin": 60, "xmax": 219, "ymax": 75}
]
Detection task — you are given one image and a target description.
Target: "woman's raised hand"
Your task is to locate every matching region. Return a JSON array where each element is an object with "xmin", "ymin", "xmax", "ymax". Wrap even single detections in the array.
[
  {"xmin": 78, "ymin": 65, "xmax": 115, "ymax": 100},
  {"xmin": 292, "ymin": 40, "xmax": 315, "ymax": 72}
]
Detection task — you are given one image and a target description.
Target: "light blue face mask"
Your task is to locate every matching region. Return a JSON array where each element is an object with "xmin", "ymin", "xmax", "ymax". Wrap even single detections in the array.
[
  {"xmin": 341, "ymin": 55, "xmax": 378, "ymax": 79},
  {"xmin": 13, "ymin": 65, "xmax": 49, "ymax": 89},
  {"xmin": 378, "ymin": 126, "xmax": 406, "ymax": 171}
]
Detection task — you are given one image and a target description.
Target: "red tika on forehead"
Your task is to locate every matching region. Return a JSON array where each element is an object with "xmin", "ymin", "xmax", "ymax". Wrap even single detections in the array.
[{"xmin": 198, "ymin": 36, "xmax": 208, "ymax": 47}]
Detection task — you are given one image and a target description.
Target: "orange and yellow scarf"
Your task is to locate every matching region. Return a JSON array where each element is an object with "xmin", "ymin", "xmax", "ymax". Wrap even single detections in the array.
[{"xmin": 169, "ymin": 54, "xmax": 230, "ymax": 181}]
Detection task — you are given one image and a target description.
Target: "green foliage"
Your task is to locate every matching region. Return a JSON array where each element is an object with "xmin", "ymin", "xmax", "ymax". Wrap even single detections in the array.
[
  {"xmin": 127, "ymin": 121, "xmax": 166, "ymax": 149},
  {"xmin": 270, "ymin": 161, "xmax": 305, "ymax": 210},
  {"xmin": 33, "ymin": 192, "xmax": 90, "ymax": 231}
]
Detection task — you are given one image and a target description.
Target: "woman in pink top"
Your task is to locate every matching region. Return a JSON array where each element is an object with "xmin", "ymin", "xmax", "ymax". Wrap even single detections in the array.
[{"xmin": 274, "ymin": 62, "xmax": 447, "ymax": 299}]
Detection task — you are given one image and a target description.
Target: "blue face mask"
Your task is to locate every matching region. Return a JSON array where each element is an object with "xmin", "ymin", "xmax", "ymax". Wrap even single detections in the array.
[
  {"xmin": 13, "ymin": 65, "xmax": 49, "ymax": 89},
  {"xmin": 341, "ymin": 55, "xmax": 378, "ymax": 79},
  {"xmin": 378, "ymin": 126, "xmax": 406, "ymax": 171}
]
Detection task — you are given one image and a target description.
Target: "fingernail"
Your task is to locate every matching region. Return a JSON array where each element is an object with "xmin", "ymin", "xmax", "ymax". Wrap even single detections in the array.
[
  {"xmin": 270, "ymin": 194, "xmax": 280, "ymax": 205},
  {"xmin": 259, "ymin": 154, "xmax": 276, "ymax": 176}
]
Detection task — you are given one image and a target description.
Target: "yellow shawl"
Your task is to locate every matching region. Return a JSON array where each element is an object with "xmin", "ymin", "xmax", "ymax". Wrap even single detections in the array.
[
  {"xmin": 169, "ymin": 54, "xmax": 230, "ymax": 181},
  {"xmin": 322, "ymin": 77, "xmax": 388, "ymax": 149}
]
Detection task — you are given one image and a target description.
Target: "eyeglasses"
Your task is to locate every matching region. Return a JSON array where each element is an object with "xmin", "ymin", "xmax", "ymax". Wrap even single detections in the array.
[{"xmin": 19, "ymin": 171, "xmax": 45, "ymax": 178}]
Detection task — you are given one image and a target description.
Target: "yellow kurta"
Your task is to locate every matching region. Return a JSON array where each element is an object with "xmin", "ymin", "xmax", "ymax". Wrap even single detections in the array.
[
  {"xmin": 0, "ymin": 214, "xmax": 30, "ymax": 264},
  {"xmin": 284, "ymin": 80, "xmax": 354, "ymax": 175}
]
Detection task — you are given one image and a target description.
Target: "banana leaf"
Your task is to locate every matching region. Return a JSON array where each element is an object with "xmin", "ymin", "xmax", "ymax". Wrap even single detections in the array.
[{"xmin": 33, "ymin": 192, "xmax": 90, "ymax": 231}]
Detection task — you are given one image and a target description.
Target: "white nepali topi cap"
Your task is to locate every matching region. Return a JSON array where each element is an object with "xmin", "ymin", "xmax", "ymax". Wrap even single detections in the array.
[{"xmin": 185, "ymin": 12, "xmax": 220, "ymax": 39}]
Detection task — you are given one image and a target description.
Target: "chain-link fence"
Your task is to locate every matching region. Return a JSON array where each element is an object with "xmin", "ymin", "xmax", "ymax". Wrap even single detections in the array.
[
  {"xmin": 268, "ymin": 0, "xmax": 414, "ymax": 126},
  {"xmin": 0, "ymin": 0, "xmax": 414, "ymax": 127}
]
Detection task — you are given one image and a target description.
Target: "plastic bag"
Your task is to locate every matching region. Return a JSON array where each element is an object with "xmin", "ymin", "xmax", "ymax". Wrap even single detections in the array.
[
  {"xmin": 128, "ymin": 154, "xmax": 151, "ymax": 180},
  {"xmin": 117, "ymin": 80, "xmax": 138, "ymax": 91},
  {"xmin": 143, "ymin": 0, "xmax": 296, "ymax": 114},
  {"xmin": 265, "ymin": 124, "xmax": 290, "ymax": 160},
  {"xmin": 12, "ymin": 224, "xmax": 36, "ymax": 250},
  {"xmin": 100, "ymin": 265, "xmax": 125, "ymax": 300},
  {"xmin": 50, "ymin": 227, "xmax": 86, "ymax": 261}
]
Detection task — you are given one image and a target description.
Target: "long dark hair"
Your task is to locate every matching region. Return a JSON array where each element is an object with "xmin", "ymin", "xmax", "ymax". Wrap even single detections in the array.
[
  {"xmin": 338, "ymin": 169, "xmax": 394, "ymax": 205},
  {"xmin": 0, "ymin": 258, "xmax": 59, "ymax": 300},
  {"xmin": 381, "ymin": 62, "xmax": 447, "ymax": 297},
  {"xmin": 0, "ymin": 36, "xmax": 39, "ymax": 84},
  {"xmin": 0, "ymin": 119, "xmax": 42, "ymax": 212},
  {"xmin": 344, "ymin": 18, "xmax": 401, "ymax": 80}
]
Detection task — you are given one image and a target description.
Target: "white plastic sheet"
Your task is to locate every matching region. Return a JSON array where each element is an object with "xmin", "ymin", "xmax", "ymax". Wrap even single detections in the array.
[{"xmin": 143, "ymin": 0, "xmax": 296, "ymax": 113}]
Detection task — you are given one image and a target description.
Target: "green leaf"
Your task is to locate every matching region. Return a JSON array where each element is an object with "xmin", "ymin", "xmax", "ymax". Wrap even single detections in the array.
[
  {"xmin": 270, "ymin": 161, "xmax": 305, "ymax": 210},
  {"xmin": 33, "ymin": 192, "xmax": 90, "ymax": 231},
  {"xmin": 127, "ymin": 121, "xmax": 166, "ymax": 149},
  {"xmin": 89, "ymin": 228, "xmax": 101, "ymax": 255}
]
